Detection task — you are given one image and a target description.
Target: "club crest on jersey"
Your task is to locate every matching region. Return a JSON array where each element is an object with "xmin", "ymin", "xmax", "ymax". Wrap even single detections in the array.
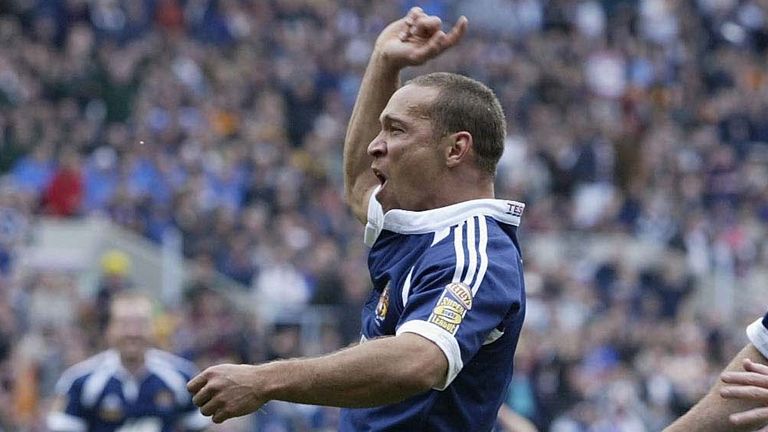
[
  {"xmin": 375, "ymin": 281, "xmax": 390, "ymax": 323},
  {"xmin": 154, "ymin": 390, "xmax": 175, "ymax": 409},
  {"xmin": 99, "ymin": 393, "xmax": 124, "ymax": 422}
]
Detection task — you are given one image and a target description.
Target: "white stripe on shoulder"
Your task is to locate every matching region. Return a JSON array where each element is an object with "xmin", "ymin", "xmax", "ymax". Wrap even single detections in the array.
[
  {"xmin": 147, "ymin": 349, "xmax": 199, "ymax": 377},
  {"xmin": 54, "ymin": 350, "xmax": 112, "ymax": 394},
  {"xmin": 46, "ymin": 412, "xmax": 87, "ymax": 432},
  {"xmin": 462, "ymin": 217, "xmax": 478, "ymax": 286},
  {"xmin": 431, "ymin": 227, "xmax": 451, "ymax": 246},
  {"xmin": 401, "ymin": 266, "xmax": 414, "ymax": 308},
  {"xmin": 81, "ymin": 351, "xmax": 120, "ymax": 408},
  {"xmin": 146, "ymin": 352, "xmax": 192, "ymax": 405},
  {"xmin": 452, "ymin": 221, "xmax": 465, "ymax": 283},
  {"xmin": 472, "ymin": 216, "xmax": 489, "ymax": 295}
]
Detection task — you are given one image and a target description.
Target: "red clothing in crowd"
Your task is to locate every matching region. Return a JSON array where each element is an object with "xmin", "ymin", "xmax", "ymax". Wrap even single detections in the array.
[{"xmin": 43, "ymin": 167, "xmax": 83, "ymax": 217}]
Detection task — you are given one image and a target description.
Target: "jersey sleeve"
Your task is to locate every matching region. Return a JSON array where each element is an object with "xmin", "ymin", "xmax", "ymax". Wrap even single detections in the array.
[
  {"xmin": 364, "ymin": 186, "xmax": 384, "ymax": 247},
  {"xmin": 746, "ymin": 311, "xmax": 768, "ymax": 359},
  {"xmin": 168, "ymin": 356, "xmax": 211, "ymax": 432},
  {"xmin": 395, "ymin": 217, "xmax": 524, "ymax": 390},
  {"xmin": 144, "ymin": 349, "xmax": 211, "ymax": 431},
  {"xmin": 165, "ymin": 356, "xmax": 211, "ymax": 432},
  {"xmin": 178, "ymin": 372, "xmax": 210, "ymax": 432},
  {"xmin": 46, "ymin": 375, "xmax": 88, "ymax": 432}
]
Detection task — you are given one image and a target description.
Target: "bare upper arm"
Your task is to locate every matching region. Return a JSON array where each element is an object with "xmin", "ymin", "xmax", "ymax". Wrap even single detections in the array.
[{"xmin": 394, "ymin": 332, "xmax": 449, "ymax": 390}]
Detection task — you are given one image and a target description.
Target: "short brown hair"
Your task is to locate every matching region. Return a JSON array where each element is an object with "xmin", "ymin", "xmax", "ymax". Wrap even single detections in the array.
[{"xmin": 407, "ymin": 72, "xmax": 506, "ymax": 175}]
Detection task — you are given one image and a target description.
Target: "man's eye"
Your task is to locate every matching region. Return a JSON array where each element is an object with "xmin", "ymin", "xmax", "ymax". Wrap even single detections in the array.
[{"xmin": 391, "ymin": 127, "xmax": 404, "ymax": 134}]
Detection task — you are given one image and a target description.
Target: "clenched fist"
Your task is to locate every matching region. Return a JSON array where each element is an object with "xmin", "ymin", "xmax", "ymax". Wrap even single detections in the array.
[
  {"xmin": 374, "ymin": 7, "xmax": 468, "ymax": 69},
  {"xmin": 187, "ymin": 364, "xmax": 267, "ymax": 424}
]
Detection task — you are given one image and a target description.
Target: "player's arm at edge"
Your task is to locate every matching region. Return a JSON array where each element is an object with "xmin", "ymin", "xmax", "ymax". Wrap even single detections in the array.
[{"xmin": 663, "ymin": 343, "xmax": 768, "ymax": 432}]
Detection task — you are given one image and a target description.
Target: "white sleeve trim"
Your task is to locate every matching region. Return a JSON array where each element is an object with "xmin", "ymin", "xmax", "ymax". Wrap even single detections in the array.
[
  {"xmin": 396, "ymin": 320, "xmax": 463, "ymax": 391},
  {"xmin": 364, "ymin": 186, "xmax": 384, "ymax": 247},
  {"xmin": 47, "ymin": 412, "xmax": 87, "ymax": 432},
  {"xmin": 747, "ymin": 317, "xmax": 768, "ymax": 359}
]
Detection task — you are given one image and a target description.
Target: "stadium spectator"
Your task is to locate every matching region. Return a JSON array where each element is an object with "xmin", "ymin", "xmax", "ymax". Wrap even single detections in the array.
[
  {"xmin": 42, "ymin": 148, "xmax": 83, "ymax": 217},
  {"xmin": 94, "ymin": 249, "xmax": 134, "ymax": 331}
]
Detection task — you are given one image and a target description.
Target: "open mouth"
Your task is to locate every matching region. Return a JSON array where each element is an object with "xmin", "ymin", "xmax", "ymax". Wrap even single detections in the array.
[{"xmin": 372, "ymin": 168, "xmax": 387, "ymax": 187}]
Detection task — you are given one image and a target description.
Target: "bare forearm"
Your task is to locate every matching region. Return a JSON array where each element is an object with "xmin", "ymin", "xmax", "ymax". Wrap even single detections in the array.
[
  {"xmin": 343, "ymin": 52, "xmax": 399, "ymax": 219},
  {"xmin": 664, "ymin": 344, "xmax": 767, "ymax": 432},
  {"xmin": 262, "ymin": 334, "xmax": 444, "ymax": 407}
]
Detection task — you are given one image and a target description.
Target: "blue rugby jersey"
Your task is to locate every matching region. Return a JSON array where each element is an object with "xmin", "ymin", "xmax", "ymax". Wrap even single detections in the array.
[
  {"xmin": 47, "ymin": 349, "xmax": 209, "ymax": 432},
  {"xmin": 339, "ymin": 191, "xmax": 526, "ymax": 432},
  {"xmin": 747, "ymin": 310, "xmax": 768, "ymax": 359}
]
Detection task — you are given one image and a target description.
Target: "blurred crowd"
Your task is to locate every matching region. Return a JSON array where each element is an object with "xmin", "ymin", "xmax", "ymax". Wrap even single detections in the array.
[{"xmin": 1, "ymin": 0, "xmax": 768, "ymax": 430}]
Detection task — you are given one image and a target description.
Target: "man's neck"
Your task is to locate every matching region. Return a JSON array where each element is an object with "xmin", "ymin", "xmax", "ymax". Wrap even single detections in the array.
[
  {"xmin": 426, "ymin": 174, "xmax": 495, "ymax": 209},
  {"xmin": 120, "ymin": 354, "xmax": 146, "ymax": 377}
]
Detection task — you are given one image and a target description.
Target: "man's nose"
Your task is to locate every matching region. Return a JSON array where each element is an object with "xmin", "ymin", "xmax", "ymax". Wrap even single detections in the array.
[{"xmin": 367, "ymin": 132, "xmax": 386, "ymax": 157}]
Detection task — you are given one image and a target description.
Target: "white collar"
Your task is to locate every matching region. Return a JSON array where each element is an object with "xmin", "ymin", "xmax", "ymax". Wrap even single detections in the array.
[{"xmin": 381, "ymin": 198, "xmax": 524, "ymax": 234}]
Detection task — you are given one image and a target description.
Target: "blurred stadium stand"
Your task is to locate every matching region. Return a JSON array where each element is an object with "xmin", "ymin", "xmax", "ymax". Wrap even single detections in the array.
[{"xmin": 22, "ymin": 216, "xmax": 187, "ymax": 301}]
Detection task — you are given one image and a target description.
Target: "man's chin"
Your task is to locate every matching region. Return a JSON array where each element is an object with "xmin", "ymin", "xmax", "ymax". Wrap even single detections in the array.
[
  {"xmin": 122, "ymin": 350, "xmax": 146, "ymax": 358},
  {"xmin": 119, "ymin": 345, "xmax": 149, "ymax": 361},
  {"xmin": 376, "ymin": 189, "xmax": 394, "ymax": 213}
]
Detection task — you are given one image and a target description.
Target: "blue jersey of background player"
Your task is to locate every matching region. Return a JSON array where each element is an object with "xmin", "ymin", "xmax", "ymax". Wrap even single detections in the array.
[
  {"xmin": 47, "ymin": 293, "xmax": 209, "ymax": 432},
  {"xmin": 337, "ymin": 183, "xmax": 526, "ymax": 431},
  {"xmin": 186, "ymin": 10, "xmax": 527, "ymax": 430}
]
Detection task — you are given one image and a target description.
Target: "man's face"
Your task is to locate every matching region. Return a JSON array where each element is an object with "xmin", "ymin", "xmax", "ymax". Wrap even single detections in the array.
[
  {"xmin": 368, "ymin": 85, "xmax": 445, "ymax": 213},
  {"xmin": 107, "ymin": 298, "xmax": 153, "ymax": 364}
]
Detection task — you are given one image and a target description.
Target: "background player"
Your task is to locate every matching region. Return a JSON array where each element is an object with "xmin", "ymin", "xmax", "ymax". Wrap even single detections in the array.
[{"xmin": 47, "ymin": 292, "xmax": 210, "ymax": 432}]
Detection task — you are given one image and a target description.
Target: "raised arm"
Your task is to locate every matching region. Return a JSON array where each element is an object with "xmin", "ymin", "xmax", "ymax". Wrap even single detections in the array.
[{"xmin": 343, "ymin": 8, "xmax": 468, "ymax": 224}]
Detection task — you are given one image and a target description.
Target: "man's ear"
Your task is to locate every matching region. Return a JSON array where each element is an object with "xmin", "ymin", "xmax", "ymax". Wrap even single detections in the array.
[{"xmin": 445, "ymin": 131, "xmax": 473, "ymax": 168}]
